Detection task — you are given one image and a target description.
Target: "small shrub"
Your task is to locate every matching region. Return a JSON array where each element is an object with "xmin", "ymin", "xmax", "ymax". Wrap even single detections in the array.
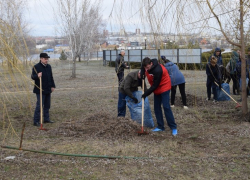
[{"xmin": 59, "ymin": 50, "xmax": 67, "ymax": 60}]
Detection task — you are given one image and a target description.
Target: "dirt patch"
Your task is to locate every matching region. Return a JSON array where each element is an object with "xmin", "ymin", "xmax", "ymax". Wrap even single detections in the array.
[{"xmin": 50, "ymin": 111, "xmax": 149, "ymax": 140}]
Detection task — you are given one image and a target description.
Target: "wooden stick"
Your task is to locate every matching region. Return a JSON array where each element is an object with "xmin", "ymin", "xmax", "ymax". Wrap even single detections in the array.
[
  {"xmin": 214, "ymin": 81, "xmax": 238, "ymax": 104},
  {"xmin": 40, "ymin": 77, "xmax": 43, "ymax": 125},
  {"xmin": 141, "ymin": 78, "xmax": 144, "ymax": 131},
  {"xmin": 19, "ymin": 122, "xmax": 25, "ymax": 150}
]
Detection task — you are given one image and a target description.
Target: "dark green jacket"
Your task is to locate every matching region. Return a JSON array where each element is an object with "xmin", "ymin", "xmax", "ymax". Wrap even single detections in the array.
[{"xmin": 119, "ymin": 70, "xmax": 147, "ymax": 99}]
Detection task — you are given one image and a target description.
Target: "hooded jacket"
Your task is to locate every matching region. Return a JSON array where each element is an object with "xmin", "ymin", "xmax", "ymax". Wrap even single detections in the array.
[
  {"xmin": 164, "ymin": 61, "xmax": 185, "ymax": 86},
  {"xmin": 119, "ymin": 70, "xmax": 147, "ymax": 99},
  {"xmin": 229, "ymin": 51, "xmax": 239, "ymax": 75},
  {"xmin": 144, "ymin": 59, "xmax": 171, "ymax": 96},
  {"xmin": 209, "ymin": 47, "xmax": 223, "ymax": 66}
]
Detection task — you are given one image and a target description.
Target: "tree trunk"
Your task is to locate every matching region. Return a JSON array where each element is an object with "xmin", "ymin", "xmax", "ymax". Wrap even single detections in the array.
[
  {"xmin": 72, "ymin": 57, "xmax": 76, "ymax": 78},
  {"xmin": 78, "ymin": 54, "xmax": 81, "ymax": 62},
  {"xmin": 240, "ymin": 0, "xmax": 248, "ymax": 115}
]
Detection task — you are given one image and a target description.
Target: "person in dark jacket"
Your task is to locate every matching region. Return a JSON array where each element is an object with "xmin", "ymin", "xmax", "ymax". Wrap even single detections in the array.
[
  {"xmin": 246, "ymin": 48, "xmax": 250, "ymax": 93},
  {"xmin": 31, "ymin": 53, "xmax": 56, "ymax": 126},
  {"xmin": 229, "ymin": 51, "xmax": 240, "ymax": 95},
  {"xmin": 118, "ymin": 70, "xmax": 146, "ymax": 117},
  {"xmin": 206, "ymin": 56, "xmax": 222, "ymax": 102},
  {"xmin": 115, "ymin": 50, "xmax": 129, "ymax": 86},
  {"xmin": 219, "ymin": 65, "xmax": 231, "ymax": 84},
  {"xmin": 141, "ymin": 57, "xmax": 177, "ymax": 136},
  {"xmin": 246, "ymin": 48, "xmax": 250, "ymax": 71},
  {"xmin": 161, "ymin": 56, "xmax": 188, "ymax": 109},
  {"xmin": 208, "ymin": 47, "xmax": 223, "ymax": 66}
]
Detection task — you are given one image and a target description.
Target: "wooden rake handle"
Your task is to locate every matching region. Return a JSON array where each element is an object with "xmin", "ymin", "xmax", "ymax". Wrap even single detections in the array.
[{"xmin": 214, "ymin": 81, "xmax": 238, "ymax": 104}]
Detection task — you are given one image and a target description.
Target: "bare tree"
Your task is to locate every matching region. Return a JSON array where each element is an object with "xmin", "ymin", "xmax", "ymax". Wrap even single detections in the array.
[
  {"xmin": 110, "ymin": 0, "xmax": 250, "ymax": 115},
  {"xmin": 191, "ymin": 0, "xmax": 250, "ymax": 115},
  {"xmin": 0, "ymin": 0, "xmax": 30, "ymax": 68},
  {"xmin": 55, "ymin": 0, "xmax": 103, "ymax": 78}
]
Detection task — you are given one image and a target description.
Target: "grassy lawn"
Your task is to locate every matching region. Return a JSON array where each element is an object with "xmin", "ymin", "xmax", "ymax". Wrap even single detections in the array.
[{"xmin": 1, "ymin": 60, "xmax": 250, "ymax": 179}]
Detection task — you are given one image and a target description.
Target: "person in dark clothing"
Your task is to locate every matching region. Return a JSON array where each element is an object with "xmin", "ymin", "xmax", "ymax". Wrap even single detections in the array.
[
  {"xmin": 206, "ymin": 56, "xmax": 222, "ymax": 102},
  {"xmin": 31, "ymin": 53, "xmax": 56, "ymax": 126},
  {"xmin": 208, "ymin": 47, "xmax": 223, "ymax": 66},
  {"xmin": 161, "ymin": 56, "xmax": 188, "ymax": 109},
  {"xmin": 115, "ymin": 50, "xmax": 129, "ymax": 86},
  {"xmin": 246, "ymin": 48, "xmax": 250, "ymax": 94},
  {"xmin": 118, "ymin": 70, "xmax": 146, "ymax": 117},
  {"xmin": 141, "ymin": 57, "xmax": 177, "ymax": 136},
  {"xmin": 229, "ymin": 51, "xmax": 240, "ymax": 95},
  {"xmin": 219, "ymin": 65, "xmax": 231, "ymax": 84}
]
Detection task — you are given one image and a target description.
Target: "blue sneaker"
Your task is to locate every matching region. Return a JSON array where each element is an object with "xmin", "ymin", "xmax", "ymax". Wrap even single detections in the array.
[
  {"xmin": 172, "ymin": 129, "xmax": 178, "ymax": 136},
  {"xmin": 152, "ymin": 127, "xmax": 164, "ymax": 132}
]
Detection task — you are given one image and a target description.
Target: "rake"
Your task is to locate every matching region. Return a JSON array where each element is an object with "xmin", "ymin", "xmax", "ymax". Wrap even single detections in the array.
[
  {"xmin": 39, "ymin": 77, "xmax": 48, "ymax": 130},
  {"xmin": 214, "ymin": 81, "xmax": 242, "ymax": 109},
  {"xmin": 138, "ymin": 77, "xmax": 148, "ymax": 135}
]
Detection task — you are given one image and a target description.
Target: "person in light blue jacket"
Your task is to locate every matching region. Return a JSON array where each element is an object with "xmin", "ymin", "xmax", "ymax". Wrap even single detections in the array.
[{"xmin": 162, "ymin": 56, "xmax": 188, "ymax": 109}]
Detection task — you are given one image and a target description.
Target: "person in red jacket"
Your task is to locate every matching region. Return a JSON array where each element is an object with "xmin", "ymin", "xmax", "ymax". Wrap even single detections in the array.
[{"xmin": 141, "ymin": 57, "xmax": 177, "ymax": 136}]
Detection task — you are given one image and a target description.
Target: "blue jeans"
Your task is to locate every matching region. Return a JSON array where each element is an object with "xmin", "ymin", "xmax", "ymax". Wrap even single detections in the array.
[
  {"xmin": 154, "ymin": 90, "xmax": 177, "ymax": 130},
  {"xmin": 118, "ymin": 92, "xmax": 126, "ymax": 117},
  {"xmin": 34, "ymin": 93, "xmax": 51, "ymax": 123}
]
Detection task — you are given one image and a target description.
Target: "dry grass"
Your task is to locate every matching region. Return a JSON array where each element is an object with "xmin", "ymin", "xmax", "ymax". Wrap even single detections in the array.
[{"xmin": 1, "ymin": 60, "xmax": 250, "ymax": 179}]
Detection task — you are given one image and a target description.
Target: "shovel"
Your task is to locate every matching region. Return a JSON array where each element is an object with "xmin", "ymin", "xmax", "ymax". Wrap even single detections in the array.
[
  {"xmin": 138, "ymin": 77, "xmax": 148, "ymax": 135},
  {"xmin": 39, "ymin": 76, "xmax": 47, "ymax": 131},
  {"xmin": 214, "ymin": 81, "xmax": 242, "ymax": 108}
]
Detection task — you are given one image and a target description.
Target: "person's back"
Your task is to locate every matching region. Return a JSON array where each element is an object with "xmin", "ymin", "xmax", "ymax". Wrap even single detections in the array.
[
  {"xmin": 115, "ymin": 50, "xmax": 127, "ymax": 85},
  {"xmin": 229, "ymin": 51, "xmax": 239, "ymax": 75},
  {"xmin": 162, "ymin": 57, "xmax": 187, "ymax": 109},
  {"xmin": 115, "ymin": 53, "xmax": 125, "ymax": 73},
  {"xmin": 219, "ymin": 65, "xmax": 231, "ymax": 84},
  {"xmin": 164, "ymin": 61, "xmax": 185, "ymax": 86},
  {"xmin": 119, "ymin": 70, "xmax": 142, "ymax": 98}
]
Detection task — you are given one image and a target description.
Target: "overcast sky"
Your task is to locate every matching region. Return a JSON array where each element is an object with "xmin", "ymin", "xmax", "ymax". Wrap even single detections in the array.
[
  {"xmin": 25, "ymin": 0, "xmax": 245, "ymax": 37},
  {"xmin": 25, "ymin": 0, "xmax": 116, "ymax": 36}
]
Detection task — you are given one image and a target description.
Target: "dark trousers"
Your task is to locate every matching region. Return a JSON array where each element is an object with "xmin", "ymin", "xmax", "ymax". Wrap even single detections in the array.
[
  {"xmin": 34, "ymin": 93, "xmax": 51, "ymax": 123},
  {"xmin": 206, "ymin": 82, "xmax": 217, "ymax": 100},
  {"xmin": 154, "ymin": 90, "xmax": 177, "ymax": 130},
  {"xmin": 230, "ymin": 74, "xmax": 239, "ymax": 94},
  {"xmin": 171, "ymin": 83, "xmax": 187, "ymax": 106},
  {"xmin": 118, "ymin": 92, "xmax": 126, "ymax": 117},
  {"xmin": 117, "ymin": 71, "xmax": 124, "ymax": 86}
]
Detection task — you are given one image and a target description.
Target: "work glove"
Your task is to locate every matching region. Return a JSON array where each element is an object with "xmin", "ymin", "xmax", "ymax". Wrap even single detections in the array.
[
  {"xmin": 132, "ymin": 97, "xmax": 138, "ymax": 103},
  {"xmin": 141, "ymin": 94, "xmax": 146, "ymax": 99}
]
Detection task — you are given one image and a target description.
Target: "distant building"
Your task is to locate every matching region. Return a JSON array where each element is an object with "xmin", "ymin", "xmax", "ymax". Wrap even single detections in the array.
[
  {"xmin": 103, "ymin": 30, "xmax": 109, "ymax": 36},
  {"xmin": 136, "ymin": 29, "xmax": 140, "ymax": 35},
  {"xmin": 45, "ymin": 38, "xmax": 55, "ymax": 43},
  {"xmin": 130, "ymin": 42, "xmax": 139, "ymax": 46},
  {"xmin": 36, "ymin": 44, "xmax": 47, "ymax": 49},
  {"xmin": 120, "ymin": 29, "xmax": 125, "ymax": 36}
]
